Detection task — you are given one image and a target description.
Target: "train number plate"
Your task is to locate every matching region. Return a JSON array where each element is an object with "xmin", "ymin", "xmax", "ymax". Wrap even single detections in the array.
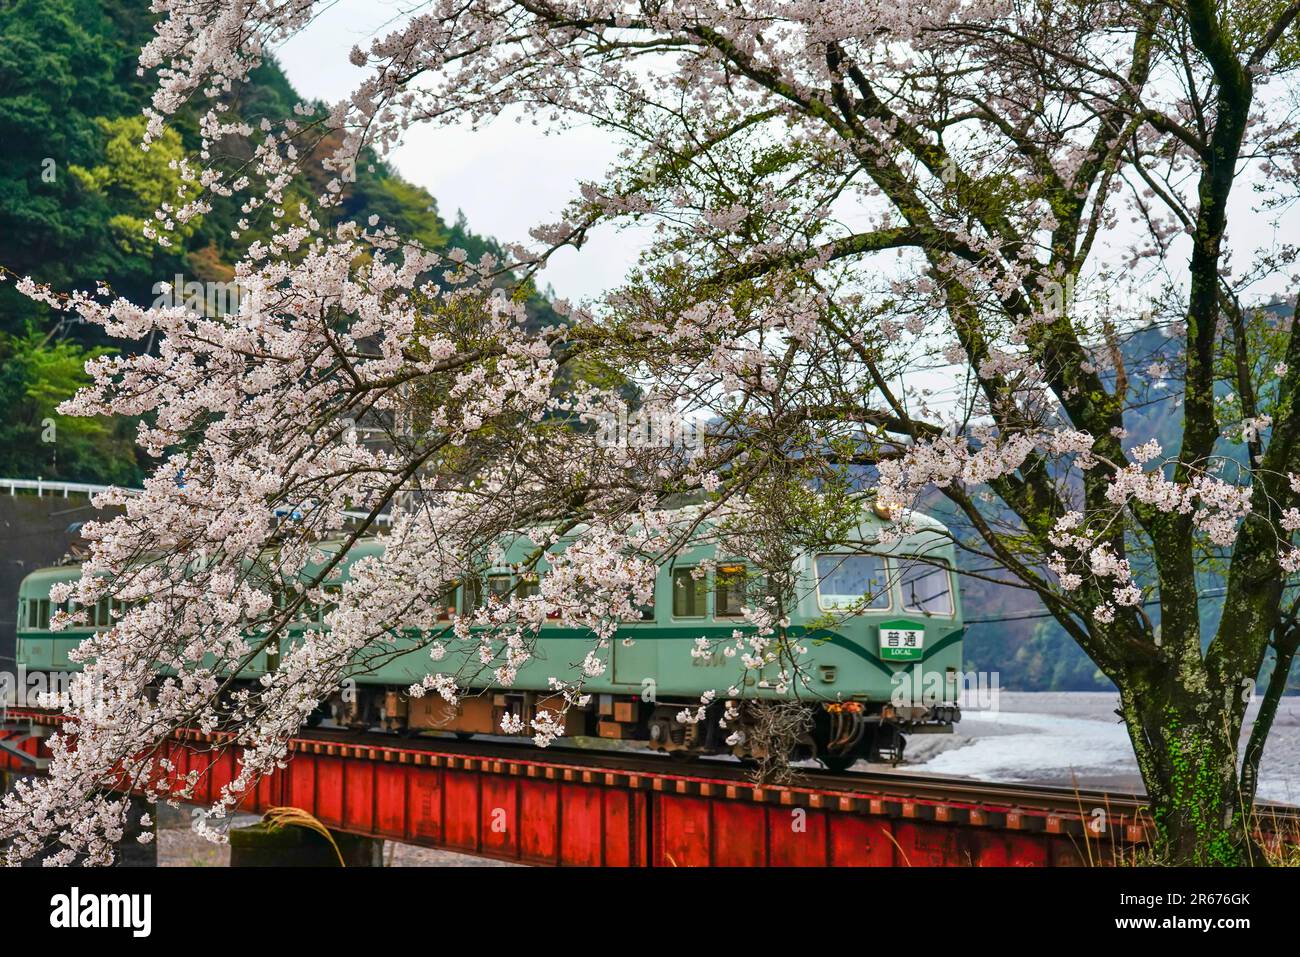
[{"xmin": 878, "ymin": 621, "xmax": 925, "ymax": 661}]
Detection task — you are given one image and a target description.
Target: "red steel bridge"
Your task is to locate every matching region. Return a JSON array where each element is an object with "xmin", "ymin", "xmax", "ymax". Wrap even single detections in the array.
[
  {"xmin": 3, "ymin": 708, "xmax": 1296, "ymax": 866},
  {"xmin": 6, "ymin": 478, "xmax": 1296, "ymax": 867}
]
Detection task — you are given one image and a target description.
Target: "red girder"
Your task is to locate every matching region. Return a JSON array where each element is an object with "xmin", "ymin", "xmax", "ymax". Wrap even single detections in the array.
[
  {"xmin": 164, "ymin": 735, "xmax": 1097, "ymax": 866},
  {"xmin": 4, "ymin": 712, "xmax": 1128, "ymax": 866}
]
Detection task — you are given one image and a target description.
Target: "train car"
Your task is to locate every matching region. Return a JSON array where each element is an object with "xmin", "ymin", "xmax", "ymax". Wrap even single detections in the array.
[{"xmin": 15, "ymin": 507, "xmax": 963, "ymax": 770}]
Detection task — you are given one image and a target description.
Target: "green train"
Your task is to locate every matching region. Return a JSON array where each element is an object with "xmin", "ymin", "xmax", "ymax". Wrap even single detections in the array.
[{"xmin": 15, "ymin": 508, "xmax": 963, "ymax": 770}]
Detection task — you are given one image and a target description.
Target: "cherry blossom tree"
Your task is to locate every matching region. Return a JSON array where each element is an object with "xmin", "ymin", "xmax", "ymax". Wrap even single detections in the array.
[{"xmin": 5, "ymin": 0, "xmax": 1300, "ymax": 865}]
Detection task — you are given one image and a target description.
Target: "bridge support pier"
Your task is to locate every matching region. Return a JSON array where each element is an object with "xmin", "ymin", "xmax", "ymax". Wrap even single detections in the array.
[
  {"xmin": 115, "ymin": 794, "xmax": 158, "ymax": 867},
  {"xmin": 229, "ymin": 820, "xmax": 383, "ymax": 867}
]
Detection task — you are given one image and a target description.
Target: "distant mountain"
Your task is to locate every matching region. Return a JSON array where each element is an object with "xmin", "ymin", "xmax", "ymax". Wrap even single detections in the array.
[{"xmin": 946, "ymin": 302, "xmax": 1298, "ymax": 692}]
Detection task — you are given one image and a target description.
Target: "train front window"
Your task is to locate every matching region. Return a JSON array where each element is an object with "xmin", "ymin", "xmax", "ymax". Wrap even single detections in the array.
[
  {"xmin": 815, "ymin": 555, "xmax": 890, "ymax": 611},
  {"xmin": 292, "ymin": 592, "xmax": 317, "ymax": 622},
  {"xmin": 21, "ymin": 598, "xmax": 50, "ymax": 629},
  {"xmin": 898, "ymin": 558, "xmax": 954, "ymax": 616},
  {"xmin": 320, "ymin": 584, "xmax": 342, "ymax": 621},
  {"xmin": 625, "ymin": 583, "xmax": 656, "ymax": 622},
  {"xmin": 487, "ymin": 574, "xmax": 514, "ymax": 603}
]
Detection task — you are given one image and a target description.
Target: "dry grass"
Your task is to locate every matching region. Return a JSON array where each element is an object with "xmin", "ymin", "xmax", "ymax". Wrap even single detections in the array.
[{"xmin": 262, "ymin": 805, "xmax": 346, "ymax": 866}]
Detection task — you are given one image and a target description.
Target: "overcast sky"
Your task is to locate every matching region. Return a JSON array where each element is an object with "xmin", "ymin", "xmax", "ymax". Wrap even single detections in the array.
[
  {"xmin": 275, "ymin": 0, "xmax": 645, "ymax": 304},
  {"xmin": 273, "ymin": 0, "xmax": 1293, "ymax": 411}
]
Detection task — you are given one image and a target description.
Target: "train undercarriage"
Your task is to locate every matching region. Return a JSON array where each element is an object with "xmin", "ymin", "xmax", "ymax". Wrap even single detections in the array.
[{"xmin": 315, "ymin": 686, "xmax": 960, "ymax": 770}]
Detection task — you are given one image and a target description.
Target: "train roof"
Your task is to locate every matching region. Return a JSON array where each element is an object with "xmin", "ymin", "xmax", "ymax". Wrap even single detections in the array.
[
  {"xmin": 19, "ymin": 502, "xmax": 954, "ymax": 591},
  {"xmin": 18, "ymin": 565, "xmax": 89, "ymax": 593}
]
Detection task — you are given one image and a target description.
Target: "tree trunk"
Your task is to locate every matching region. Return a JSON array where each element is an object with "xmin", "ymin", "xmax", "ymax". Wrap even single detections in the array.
[{"xmin": 1119, "ymin": 680, "xmax": 1253, "ymax": 866}]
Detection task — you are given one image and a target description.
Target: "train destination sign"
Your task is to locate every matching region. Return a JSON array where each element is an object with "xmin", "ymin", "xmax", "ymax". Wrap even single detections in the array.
[{"xmin": 878, "ymin": 620, "xmax": 925, "ymax": 661}]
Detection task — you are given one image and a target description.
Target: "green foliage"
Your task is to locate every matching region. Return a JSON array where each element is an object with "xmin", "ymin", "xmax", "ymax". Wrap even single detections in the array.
[
  {"xmin": 342, "ymin": 168, "xmax": 448, "ymax": 251},
  {"xmin": 0, "ymin": 0, "xmax": 144, "ymax": 320},
  {"xmin": 0, "ymin": 331, "xmax": 142, "ymax": 485},
  {"xmin": 0, "ymin": 0, "xmax": 568, "ymax": 485},
  {"xmin": 70, "ymin": 116, "xmax": 201, "ymax": 255},
  {"xmin": 1221, "ymin": 1, "xmax": 1300, "ymax": 67}
]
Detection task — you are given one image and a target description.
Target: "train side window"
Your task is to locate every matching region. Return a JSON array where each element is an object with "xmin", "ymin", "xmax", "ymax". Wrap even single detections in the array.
[
  {"xmin": 462, "ymin": 576, "xmax": 483, "ymax": 614},
  {"xmin": 28, "ymin": 598, "xmax": 45, "ymax": 629},
  {"xmin": 517, "ymin": 573, "xmax": 541, "ymax": 600},
  {"xmin": 897, "ymin": 558, "xmax": 954, "ymax": 616},
  {"xmin": 672, "ymin": 567, "xmax": 707, "ymax": 618},
  {"xmin": 39, "ymin": 599, "xmax": 49, "ymax": 630},
  {"xmin": 815, "ymin": 554, "xmax": 891, "ymax": 611},
  {"xmin": 95, "ymin": 597, "xmax": 110, "ymax": 628},
  {"xmin": 715, "ymin": 564, "xmax": 748, "ymax": 617},
  {"xmin": 487, "ymin": 574, "xmax": 513, "ymax": 603},
  {"xmin": 321, "ymin": 584, "xmax": 341, "ymax": 621},
  {"xmin": 291, "ymin": 592, "xmax": 314, "ymax": 621},
  {"xmin": 434, "ymin": 586, "xmax": 457, "ymax": 621},
  {"xmin": 286, "ymin": 588, "xmax": 319, "ymax": 623},
  {"xmin": 623, "ymin": 588, "xmax": 656, "ymax": 622}
]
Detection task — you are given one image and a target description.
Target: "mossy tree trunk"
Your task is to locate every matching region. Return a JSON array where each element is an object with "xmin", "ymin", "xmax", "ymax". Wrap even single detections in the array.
[{"xmin": 1120, "ymin": 674, "xmax": 1250, "ymax": 865}]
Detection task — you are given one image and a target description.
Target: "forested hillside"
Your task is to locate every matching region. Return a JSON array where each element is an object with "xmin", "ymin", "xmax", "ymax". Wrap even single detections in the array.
[
  {"xmin": 0, "ymin": 0, "xmax": 544, "ymax": 485},
  {"xmin": 949, "ymin": 312, "xmax": 1299, "ymax": 692}
]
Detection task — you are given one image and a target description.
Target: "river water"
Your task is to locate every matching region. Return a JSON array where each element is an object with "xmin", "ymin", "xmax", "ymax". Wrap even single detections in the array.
[{"xmin": 895, "ymin": 690, "xmax": 1300, "ymax": 805}]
